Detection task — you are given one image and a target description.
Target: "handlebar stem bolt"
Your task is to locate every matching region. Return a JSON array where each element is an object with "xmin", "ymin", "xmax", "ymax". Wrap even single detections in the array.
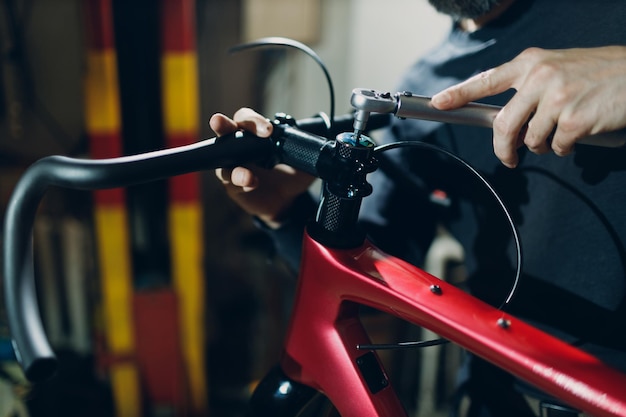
[
  {"xmin": 430, "ymin": 284, "xmax": 442, "ymax": 295},
  {"xmin": 497, "ymin": 318, "xmax": 511, "ymax": 329}
]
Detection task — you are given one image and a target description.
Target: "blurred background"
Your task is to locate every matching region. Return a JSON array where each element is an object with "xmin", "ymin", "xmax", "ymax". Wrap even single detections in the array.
[{"xmin": 0, "ymin": 0, "xmax": 449, "ymax": 416}]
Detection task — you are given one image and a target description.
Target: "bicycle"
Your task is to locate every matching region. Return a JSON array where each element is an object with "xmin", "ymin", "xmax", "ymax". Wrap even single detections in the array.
[{"xmin": 4, "ymin": 38, "xmax": 626, "ymax": 417}]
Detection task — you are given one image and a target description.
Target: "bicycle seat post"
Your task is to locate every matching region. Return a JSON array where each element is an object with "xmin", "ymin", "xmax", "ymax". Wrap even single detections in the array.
[{"xmin": 308, "ymin": 132, "xmax": 377, "ymax": 248}]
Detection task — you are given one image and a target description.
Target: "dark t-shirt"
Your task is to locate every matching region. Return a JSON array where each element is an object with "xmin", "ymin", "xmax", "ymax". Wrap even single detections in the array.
[{"xmin": 271, "ymin": 0, "xmax": 626, "ymax": 371}]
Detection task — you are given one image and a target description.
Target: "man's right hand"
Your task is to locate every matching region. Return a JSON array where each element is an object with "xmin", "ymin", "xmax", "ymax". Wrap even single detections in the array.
[
  {"xmin": 211, "ymin": 107, "xmax": 316, "ymax": 229},
  {"xmin": 431, "ymin": 46, "xmax": 626, "ymax": 168}
]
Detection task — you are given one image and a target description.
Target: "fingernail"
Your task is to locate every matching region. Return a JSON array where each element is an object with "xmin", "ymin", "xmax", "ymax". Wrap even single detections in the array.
[{"xmin": 432, "ymin": 92, "xmax": 451, "ymax": 106}]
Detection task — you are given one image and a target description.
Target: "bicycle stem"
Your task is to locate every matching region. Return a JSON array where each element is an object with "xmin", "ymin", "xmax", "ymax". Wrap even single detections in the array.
[{"xmin": 350, "ymin": 88, "xmax": 626, "ymax": 148}]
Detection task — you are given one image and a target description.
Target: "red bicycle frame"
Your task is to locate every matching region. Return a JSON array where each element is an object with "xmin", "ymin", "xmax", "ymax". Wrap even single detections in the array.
[
  {"xmin": 279, "ymin": 232, "xmax": 626, "ymax": 417},
  {"xmin": 5, "ymin": 104, "xmax": 626, "ymax": 417}
]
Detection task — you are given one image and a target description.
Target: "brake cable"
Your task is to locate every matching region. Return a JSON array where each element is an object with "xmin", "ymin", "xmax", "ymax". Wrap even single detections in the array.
[{"xmin": 358, "ymin": 140, "xmax": 523, "ymax": 351}]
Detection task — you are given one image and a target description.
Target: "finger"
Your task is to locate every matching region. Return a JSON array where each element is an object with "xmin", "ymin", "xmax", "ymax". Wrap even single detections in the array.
[
  {"xmin": 233, "ymin": 107, "xmax": 273, "ymax": 138},
  {"xmin": 551, "ymin": 124, "xmax": 586, "ymax": 156},
  {"xmin": 431, "ymin": 62, "xmax": 521, "ymax": 110},
  {"xmin": 230, "ymin": 166, "xmax": 259, "ymax": 191},
  {"xmin": 492, "ymin": 92, "xmax": 536, "ymax": 168},
  {"xmin": 209, "ymin": 113, "xmax": 238, "ymax": 136},
  {"xmin": 216, "ymin": 166, "xmax": 259, "ymax": 193},
  {"xmin": 523, "ymin": 107, "xmax": 557, "ymax": 155},
  {"xmin": 215, "ymin": 167, "xmax": 232, "ymax": 184},
  {"xmin": 550, "ymin": 132, "xmax": 575, "ymax": 157},
  {"xmin": 550, "ymin": 115, "xmax": 586, "ymax": 156}
]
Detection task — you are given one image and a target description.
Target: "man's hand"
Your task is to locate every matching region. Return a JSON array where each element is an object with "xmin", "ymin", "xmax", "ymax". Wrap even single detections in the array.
[
  {"xmin": 211, "ymin": 108, "xmax": 315, "ymax": 228},
  {"xmin": 431, "ymin": 46, "xmax": 626, "ymax": 167}
]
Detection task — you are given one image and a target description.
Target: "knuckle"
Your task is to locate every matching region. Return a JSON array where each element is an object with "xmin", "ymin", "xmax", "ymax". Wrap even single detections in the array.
[
  {"xmin": 557, "ymin": 112, "xmax": 586, "ymax": 135},
  {"xmin": 546, "ymin": 89, "xmax": 570, "ymax": 110},
  {"xmin": 476, "ymin": 69, "xmax": 499, "ymax": 95},
  {"xmin": 523, "ymin": 133, "xmax": 541, "ymax": 149},
  {"xmin": 233, "ymin": 107, "xmax": 272, "ymax": 136},
  {"xmin": 524, "ymin": 135, "xmax": 548, "ymax": 153},
  {"xmin": 552, "ymin": 140, "xmax": 573, "ymax": 156},
  {"xmin": 493, "ymin": 116, "xmax": 517, "ymax": 138},
  {"xmin": 517, "ymin": 47, "xmax": 545, "ymax": 63},
  {"xmin": 552, "ymin": 116, "xmax": 585, "ymax": 155},
  {"xmin": 527, "ymin": 60, "xmax": 561, "ymax": 86}
]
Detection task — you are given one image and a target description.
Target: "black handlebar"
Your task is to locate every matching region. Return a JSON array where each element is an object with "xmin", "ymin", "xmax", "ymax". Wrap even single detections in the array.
[
  {"xmin": 5, "ymin": 94, "xmax": 625, "ymax": 381},
  {"xmin": 2, "ymin": 112, "xmax": 390, "ymax": 382},
  {"xmin": 3, "ymin": 133, "xmax": 273, "ymax": 381}
]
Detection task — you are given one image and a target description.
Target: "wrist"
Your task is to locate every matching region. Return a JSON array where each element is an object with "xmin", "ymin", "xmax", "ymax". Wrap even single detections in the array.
[
  {"xmin": 255, "ymin": 192, "xmax": 317, "ymax": 230},
  {"xmin": 257, "ymin": 215, "xmax": 286, "ymax": 230}
]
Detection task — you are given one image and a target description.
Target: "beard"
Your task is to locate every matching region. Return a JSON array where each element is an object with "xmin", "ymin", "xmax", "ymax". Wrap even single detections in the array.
[{"xmin": 427, "ymin": 0, "xmax": 502, "ymax": 19}]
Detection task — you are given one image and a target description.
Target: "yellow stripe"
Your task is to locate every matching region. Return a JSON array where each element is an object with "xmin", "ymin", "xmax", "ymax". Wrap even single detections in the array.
[
  {"xmin": 161, "ymin": 52, "xmax": 200, "ymax": 132},
  {"xmin": 84, "ymin": 50, "xmax": 122, "ymax": 132},
  {"xmin": 94, "ymin": 206, "xmax": 141, "ymax": 416},
  {"xmin": 169, "ymin": 202, "xmax": 207, "ymax": 411},
  {"xmin": 94, "ymin": 206, "xmax": 135, "ymax": 352},
  {"xmin": 110, "ymin": 364, "xmax": 142, "ymax": 417}
]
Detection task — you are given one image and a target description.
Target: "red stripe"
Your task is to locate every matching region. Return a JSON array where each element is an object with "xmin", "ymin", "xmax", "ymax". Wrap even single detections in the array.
[
  {"xmin": 161, "ymin": 2, "xmax": 199, "ymax": 202},
  {"xmin": 161, "ymin": 0, "xmax": 196, "ymax": 52},
  {"xmin": 166, "ymin": 132, "xmax": 200, "ymax": 202},
  {"xmin": 84, "ymin": 0, "xmax": 115, "ymax": 50},
  {"xmin": 169, "ymin": 174, "xmax": 200, "ymax": 202},
  {"xmin": 89, "ymin": 132, "xmax": 125, "ymax": 205},
  {"xmin": 89, "ymin": 131, "xmax": 124, "ymax": 159},
  {"xmin": 133, "ymin": 290, "xmax": 188, "ymax": 407},
  {"xmin": 94, "ymin": 189, "xmax": 125, "ymax": 206}
]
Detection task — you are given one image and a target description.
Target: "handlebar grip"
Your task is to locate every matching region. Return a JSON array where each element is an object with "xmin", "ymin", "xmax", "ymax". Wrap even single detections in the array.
[{"xmin": 273, "ymin": 124, "xmax": 331, "ymax": 176}]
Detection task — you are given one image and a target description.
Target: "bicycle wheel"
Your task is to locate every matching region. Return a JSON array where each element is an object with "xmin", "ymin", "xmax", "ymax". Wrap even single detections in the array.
[
  {"xmin": 296, "ymin": 394, "xmax": 341, "ymax": 417},
  {"xmin": 246, "ymin": 365, "xmax": 342, "ymax": 417}
]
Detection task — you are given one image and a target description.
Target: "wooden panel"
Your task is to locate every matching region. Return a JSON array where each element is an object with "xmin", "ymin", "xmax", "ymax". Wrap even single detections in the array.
[{"xmin": 243, "ymin": 0, "xmax": 321, "ymax": 44}]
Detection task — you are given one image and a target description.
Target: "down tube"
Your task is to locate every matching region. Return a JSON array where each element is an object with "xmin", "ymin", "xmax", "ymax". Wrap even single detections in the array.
[
  {"xmin": 280, "ymin": 233, "xmax": 626, "ymax": 417},
  {"xmin": 280, "ymin": 237, "xmax": 408, "ymax": 417}
]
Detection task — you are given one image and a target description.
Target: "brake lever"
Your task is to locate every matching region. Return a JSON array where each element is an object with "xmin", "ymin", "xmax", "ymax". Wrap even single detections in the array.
[{"xmin": 350, "ymin": 88, "xmax": 626, "ymax": 148}]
